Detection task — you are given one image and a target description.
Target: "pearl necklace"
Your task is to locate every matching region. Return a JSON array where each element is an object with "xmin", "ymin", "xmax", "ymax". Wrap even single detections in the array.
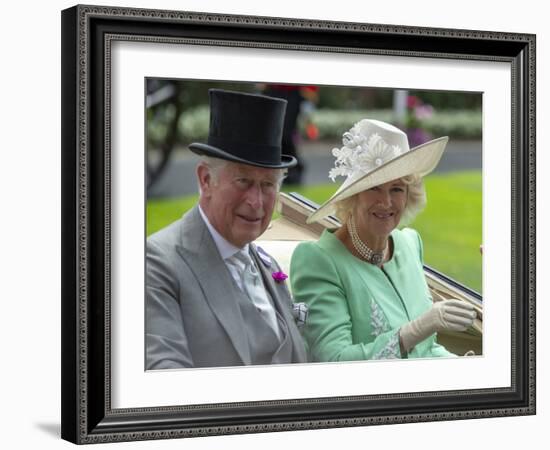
[{"xmin": 347, "ymin": 215, "xmax": 388, "ymax": 266}]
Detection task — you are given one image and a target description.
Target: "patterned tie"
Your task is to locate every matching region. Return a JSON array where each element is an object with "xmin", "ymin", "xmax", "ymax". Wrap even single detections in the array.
[{"xmin": 230, "ymin": 250, "xmax": 281, "ymax": 339}]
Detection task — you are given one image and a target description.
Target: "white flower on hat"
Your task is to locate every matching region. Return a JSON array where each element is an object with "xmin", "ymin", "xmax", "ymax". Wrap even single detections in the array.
[{"xmin": 329, "ymin": 123, "xmax": 402, "ymax": 182}]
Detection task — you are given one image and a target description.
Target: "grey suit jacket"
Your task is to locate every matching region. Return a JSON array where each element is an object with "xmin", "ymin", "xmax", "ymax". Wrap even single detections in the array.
[{"xmin": 146, "ymin": 206, "xmax": 307, "ymax": 369}]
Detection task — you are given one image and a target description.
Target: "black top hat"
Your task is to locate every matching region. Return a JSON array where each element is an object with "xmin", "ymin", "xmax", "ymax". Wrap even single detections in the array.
[{"xmin": 189, "ymin": 89, "xmax": 297, "ymax": 169}]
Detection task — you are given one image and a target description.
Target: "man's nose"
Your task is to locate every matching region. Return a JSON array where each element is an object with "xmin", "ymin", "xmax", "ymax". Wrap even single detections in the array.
[{"xmin": 245, "ymin": 182, "xmax": 263, "ymax": 208}]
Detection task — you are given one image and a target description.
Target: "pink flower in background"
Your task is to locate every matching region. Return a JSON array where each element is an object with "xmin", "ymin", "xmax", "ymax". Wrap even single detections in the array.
[
  {"xmin": 407, "ymin": 95, "xmax": 420, "ymax": 109},
  {"xmin": 414, "ymin": 104, "xmax": 434, "ymax": 120},
  {"xmin": 406, "ymin": 127, "xmax": 433, "ymax": 148},
  {"xmin": 404, "ymin": 95, "xmax": 434, "ymax": 147},
  {"xmin": 272, "ymin": 271, "xmax": 288, "ymax": 283}
]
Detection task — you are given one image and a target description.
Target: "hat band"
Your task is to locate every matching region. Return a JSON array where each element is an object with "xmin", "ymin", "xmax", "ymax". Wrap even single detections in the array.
[{"xmin": 208, "ymin": 135, "xmax": 283, "ymax": 165}]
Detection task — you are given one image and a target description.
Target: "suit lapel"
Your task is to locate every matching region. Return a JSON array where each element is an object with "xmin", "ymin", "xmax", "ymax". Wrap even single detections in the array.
[
  {"xmin": 251, "ymin": 245, "xmax": 307, "ymax": 362},
  {"xmin": 175, "ymin": 207, "xmax": 251, "ymax": 365}
]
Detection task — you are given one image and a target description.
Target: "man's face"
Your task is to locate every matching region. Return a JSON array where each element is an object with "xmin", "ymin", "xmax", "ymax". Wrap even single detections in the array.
[{"xmin": 199, "ymin": 162, "xmax": 282, "ymax": 248}]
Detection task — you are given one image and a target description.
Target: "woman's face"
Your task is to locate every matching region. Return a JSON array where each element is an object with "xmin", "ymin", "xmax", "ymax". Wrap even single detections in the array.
[{"xmin": 354, "ymin": 178, "xmax": 408, "ymax": 240}]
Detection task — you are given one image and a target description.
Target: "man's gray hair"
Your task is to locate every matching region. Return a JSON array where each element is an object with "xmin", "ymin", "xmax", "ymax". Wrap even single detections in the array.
[
  {"xmin": 333, "ymin": 174, "xmax": 427, "ymax": 227},
  {"xmin": 199, "ymin": 156, "xmax": 230, "ymax": 184}
]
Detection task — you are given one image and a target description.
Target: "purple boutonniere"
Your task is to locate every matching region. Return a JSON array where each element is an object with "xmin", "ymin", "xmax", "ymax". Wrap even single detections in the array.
[{"xmin": 272, "ymin": 271, "xmax": 288, "ymax": 283}]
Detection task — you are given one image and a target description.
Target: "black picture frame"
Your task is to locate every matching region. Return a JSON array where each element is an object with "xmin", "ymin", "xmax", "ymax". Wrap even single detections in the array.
[{"xmin": 61, "ymin": 4, "xmax": 536, "ymax": 444}]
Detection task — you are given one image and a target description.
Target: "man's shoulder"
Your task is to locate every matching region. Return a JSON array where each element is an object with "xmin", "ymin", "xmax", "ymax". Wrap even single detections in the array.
[
  {"xmin": 148, "ymin": 217, "xmax": 184, "ymax": 248},
  {"xmin": 148, "ymin": 207, "xmax": 201, "ymax": 249}
]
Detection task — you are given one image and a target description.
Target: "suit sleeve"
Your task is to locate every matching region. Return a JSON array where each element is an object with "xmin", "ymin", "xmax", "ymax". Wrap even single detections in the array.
[
  {"xmin": 146, "ymin": 239, "xmax": 195, "ymax": 369},
  {"xmin": 290, "ymin": 242, "xmax": 401, "ymax": 362}
]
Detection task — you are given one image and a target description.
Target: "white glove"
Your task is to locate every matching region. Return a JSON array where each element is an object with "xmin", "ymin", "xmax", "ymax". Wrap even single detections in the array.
[{"xmin": 399, "ymin": 299, "xmax": 477, "ymax": 354}]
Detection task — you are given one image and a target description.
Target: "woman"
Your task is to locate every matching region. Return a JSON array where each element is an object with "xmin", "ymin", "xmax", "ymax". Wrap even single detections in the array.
[{"xmin": 290, "ymin": 119, "xmax": 477, "ymax": 361}]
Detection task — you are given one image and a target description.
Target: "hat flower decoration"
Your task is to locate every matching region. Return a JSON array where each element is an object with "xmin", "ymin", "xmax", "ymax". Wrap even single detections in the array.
[
  {"xmin": 329, "ymin": 125, "xmax": 404, "ymax": 182},
  {"xmin": 307, "ymin": 118, "xmax": 448, "ymax": 224}
]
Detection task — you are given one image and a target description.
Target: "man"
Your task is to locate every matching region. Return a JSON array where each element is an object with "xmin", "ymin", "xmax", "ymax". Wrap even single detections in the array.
[{"xmin": 146, "ymin": 89, "xmax": 308, "ymax": 369}]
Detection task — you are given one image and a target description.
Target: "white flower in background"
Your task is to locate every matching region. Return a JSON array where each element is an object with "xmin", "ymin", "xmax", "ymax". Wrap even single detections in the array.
[{"xmin": 328, "ymin": 125, "xmax": 403, "ymax": 182}]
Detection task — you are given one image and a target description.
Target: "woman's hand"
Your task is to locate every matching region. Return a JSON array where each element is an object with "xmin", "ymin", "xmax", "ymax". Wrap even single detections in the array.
[{"xmin": 400, "ymin": 300, "xmax": 477, "ymax": 353}]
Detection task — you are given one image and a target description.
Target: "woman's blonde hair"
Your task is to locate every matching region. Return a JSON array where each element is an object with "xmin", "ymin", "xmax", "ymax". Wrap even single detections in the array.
[{"xmin": 332, "ymin": 174, "xmax": 426, "ymax": 227}]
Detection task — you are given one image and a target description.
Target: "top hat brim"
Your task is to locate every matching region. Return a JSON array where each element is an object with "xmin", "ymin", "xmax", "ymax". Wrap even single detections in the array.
[
  {"xmin": 307, "ymin": 136, "xmax": 448, "ymax": 224},
  {"xmin": 189, "ymin": 142, "xmax": 298, "ymax": 169}
]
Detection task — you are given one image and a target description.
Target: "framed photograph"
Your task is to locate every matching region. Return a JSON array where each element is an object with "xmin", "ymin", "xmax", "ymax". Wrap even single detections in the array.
[{"xmin": 61, "ymin": 4, "xmax": 535, "ymax": 444}]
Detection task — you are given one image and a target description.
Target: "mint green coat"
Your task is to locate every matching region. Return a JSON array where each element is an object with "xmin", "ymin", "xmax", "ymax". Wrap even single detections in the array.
[{"xmin": 290, "ymin": 228, "xmax": 455, "ymax": 361}]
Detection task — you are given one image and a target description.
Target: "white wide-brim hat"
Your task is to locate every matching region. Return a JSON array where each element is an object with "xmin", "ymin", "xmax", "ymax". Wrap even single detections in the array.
[{"xmin": 307, "ymin": 119, "xmax": 448, "ymax": 224}]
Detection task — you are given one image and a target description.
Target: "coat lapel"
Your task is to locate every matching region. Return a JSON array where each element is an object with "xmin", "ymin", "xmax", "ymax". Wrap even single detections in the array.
[
  {"xmin": 250, "ymin": 244, "xmax": 307, "ymax": 362},
  {"xmin": 175, "ymin": 207, "xmax": 251, "ymax": 365}
]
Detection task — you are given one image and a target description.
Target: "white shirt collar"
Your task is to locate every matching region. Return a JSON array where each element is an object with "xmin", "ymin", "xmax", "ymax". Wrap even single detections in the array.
[{"xmin": 198, "ymin": 205, "xmax": 249, "ymax": 260}]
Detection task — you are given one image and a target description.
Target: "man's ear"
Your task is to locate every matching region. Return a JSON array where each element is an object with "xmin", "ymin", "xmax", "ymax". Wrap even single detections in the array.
[{"xmin": 196, "ymin": 163, "xmax": 211, "ymax": 197}]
